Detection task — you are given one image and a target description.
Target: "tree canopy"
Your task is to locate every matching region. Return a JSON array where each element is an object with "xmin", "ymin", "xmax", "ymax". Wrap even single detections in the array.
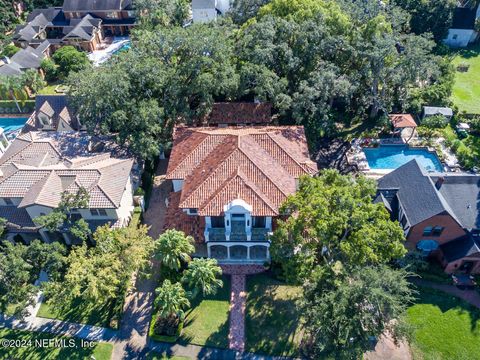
[
  {"xmin": 301, "ymin": 265, "xmax": 413, "ymax": 358},
  {"xmin": 66, "ymin": 0, "xmax": 451, "ymax": 158},
  {"xmin": 154, "ymin": 229, "xmax": 195, "ymax": 271},
  {"xmin": 270, "ymin": 170, "xmax": 407, "ymax": 283}
]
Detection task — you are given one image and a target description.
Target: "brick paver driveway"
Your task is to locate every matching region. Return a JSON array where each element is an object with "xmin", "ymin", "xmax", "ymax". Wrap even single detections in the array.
[{"xmin": 112, "ymin": 159, "xmax": 171, "ymax": 359}]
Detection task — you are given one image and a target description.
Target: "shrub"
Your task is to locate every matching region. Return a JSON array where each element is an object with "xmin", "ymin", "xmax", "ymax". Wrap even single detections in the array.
[
  {"xmin": 52, "ymin": 46, "xmax": 90, "ymax": 79},
  {"xmin": 154, "ymin": 314, "xmax": 180, "ymax": 336},
  {"xmin": 421, "ymin": 114, "xmax": 448, "ymax": 129},
  {"xmin": 1, "ymin": 44, "xmax": 20, "ymax": 58},
  {"xmin": 41, "ymin": 58, "xmax": 58, "ymax": 82}
]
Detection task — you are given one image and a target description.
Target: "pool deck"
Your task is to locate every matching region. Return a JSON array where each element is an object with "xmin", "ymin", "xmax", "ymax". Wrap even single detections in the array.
[{"xmin": 347, "ymin": 139, "xmax": 449, "ymax": 178}]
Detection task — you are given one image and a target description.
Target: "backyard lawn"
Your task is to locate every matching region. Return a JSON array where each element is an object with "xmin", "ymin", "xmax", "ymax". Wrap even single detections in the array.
[
  {"xmin": 245, "ymin": 274, "xmax": 304, "ymax": 357},
  {"xmin": 177, "ymin": 275, "xmax": 230, "ymax": 348},
  {"xmin": 451, "ymin": 45, "xmax": 480, "ymax": 114},
  {"xmin": 0, "ymin": 328, "xmax": 112, "ymax": 359},
  {"xmin": 37, "ymin": 296, "xmax": 116, "ymax": 328},
  {"xmin": 406, "ymin": 286, "xmax": 480, "ymax": 360}
]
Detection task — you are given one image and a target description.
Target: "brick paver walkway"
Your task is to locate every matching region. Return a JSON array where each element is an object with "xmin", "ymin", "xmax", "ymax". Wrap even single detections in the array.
[
  {"xmin": 221, "ymin": 265, "xmax": 265, "ymax": 352},
  {"xmin": 411, "ymin": 278, "xmax": 480, "ymax": 309}
]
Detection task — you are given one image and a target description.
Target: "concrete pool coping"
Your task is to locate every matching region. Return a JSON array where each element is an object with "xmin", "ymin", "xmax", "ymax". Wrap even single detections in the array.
[{"xmin": 348, "ymin": 143, "xmax": 447, "ymax": 177}]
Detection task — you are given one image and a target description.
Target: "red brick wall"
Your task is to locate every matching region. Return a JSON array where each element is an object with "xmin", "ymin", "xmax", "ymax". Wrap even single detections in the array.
[
  {"xmin": 405, "ymin": 212, "xmax": 466, "ymax": 250},
  {"xmin": 444, "ymin": 258, "xmax": 480, "ymax": 274}
]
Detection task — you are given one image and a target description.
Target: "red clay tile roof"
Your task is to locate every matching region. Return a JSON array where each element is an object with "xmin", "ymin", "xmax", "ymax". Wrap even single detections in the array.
[
  {"xmin": 208, "ymin": 102, "xmax": 272, "ymax": 125},
  {"xmin": 166, "ymin": 126, "xmax": 317, "ymax": 216},
  {"xmin": 389, "ymin": 114, "xmax": 417, "ymax": 128},
  {"xmin": 163, "ymin": 191, "xmax": 205, "ymax": 243}
]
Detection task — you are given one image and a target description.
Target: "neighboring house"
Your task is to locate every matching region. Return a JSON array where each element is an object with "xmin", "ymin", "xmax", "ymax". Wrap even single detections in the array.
[
  {"xmin": 0, "ymin": 43, "xmax": 49, "ymax": 76},
  {"xmin": 376, "ymin": 159, "xmax": 480, "ymax": 274},
  {"xmin": 444, "ymin": 3, "xmax": 480, "ymax": 47},
  {"xmin": 422, "ymin": 106, "xmax": 453, "ymax": 122},
  {"xmin": 22, "ymin": 95, "xmax": 84, "ymax": 133},
  {"xmin": 192, "ymin": 0, "xmax": 230, "ymax": 22},
  {"xmin": 0, "ymin": 131, "xmax": 136, "ymax": 244},
  {"xmin": 13, "ymin": 0, "xmax": 135, "ymax": 54},
  {"xmin": 164, "ymin": 107, "xmax": 318, "ymax": 263}
]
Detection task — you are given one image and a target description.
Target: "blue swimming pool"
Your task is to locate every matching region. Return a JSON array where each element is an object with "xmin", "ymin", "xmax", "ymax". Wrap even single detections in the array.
[
  {"xmin": 0, "ymin": 117, "xmax": 28, "ymax": 133},
  {"xmin": 363, "ymin": 145, "xmax": 443, "ymax": 172},
  {"xmin": 112, "ymin": 41, "xmax": 131, "ymax": 55}
]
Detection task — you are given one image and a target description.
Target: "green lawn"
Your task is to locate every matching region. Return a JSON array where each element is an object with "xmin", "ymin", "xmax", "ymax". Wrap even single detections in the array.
[
  {"xmin": 245, "ymin": 274, "xmax": 304, "ymax": 357},
  {"xmin": 451, "ymin": 45, "xmax": 480, "ymax": 114},
  {"xmin": 37, "ymin": 297, "xmax": 116, "ymax": 328},
  {"xmin": 406, "ymin": 286, "xmax": 480, "ymax": 360},
  {"xmin": 37, "ymin": 82, "xmax": 65, "ymax": 96},
  {"xmin": 177, "ymin": 275, "xmax": 230, "ymax": 348},
  {"xmin": 0, "ymin": 328, "xmax": 112, "ymax": 359}
]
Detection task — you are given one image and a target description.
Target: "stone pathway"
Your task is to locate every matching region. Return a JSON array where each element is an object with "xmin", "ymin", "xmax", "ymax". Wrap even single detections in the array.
[{"xmin": 221, "ymin": 265, "xmax": 265, "ymax": 352}]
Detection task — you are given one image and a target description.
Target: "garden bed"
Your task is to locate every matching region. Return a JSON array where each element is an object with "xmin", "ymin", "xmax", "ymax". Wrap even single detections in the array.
[{"xmin": 149, "ymin": 312, "xmax": 184, "ymax": 343}]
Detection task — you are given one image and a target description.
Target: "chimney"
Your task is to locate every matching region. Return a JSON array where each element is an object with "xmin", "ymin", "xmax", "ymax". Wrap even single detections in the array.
[{"xmin": 435, "ymin": 177, "xmax": 445, "ymax": 190}]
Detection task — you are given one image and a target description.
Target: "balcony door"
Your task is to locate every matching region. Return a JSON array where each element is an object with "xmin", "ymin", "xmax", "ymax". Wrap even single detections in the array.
[{"xmin": 231, "ymin": 213, "xmax": 246, "ymax": 233}]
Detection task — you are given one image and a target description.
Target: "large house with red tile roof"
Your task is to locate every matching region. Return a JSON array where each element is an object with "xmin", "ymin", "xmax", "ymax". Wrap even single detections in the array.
[{"xmin": 165, "ymin": 124, "xmax": 317, "ymax": 263}]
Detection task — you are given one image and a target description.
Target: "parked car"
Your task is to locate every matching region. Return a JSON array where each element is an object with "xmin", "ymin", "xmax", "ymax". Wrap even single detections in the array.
[{"xmin": 452, "ymin": 274, "xmax": 476, "ymax": 290}]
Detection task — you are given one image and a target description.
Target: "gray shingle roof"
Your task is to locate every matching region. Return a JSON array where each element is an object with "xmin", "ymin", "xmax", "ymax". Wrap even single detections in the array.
[
  {"xmin": 62, "ymin": 0, "xmax": 133, "ymax": 11},
  {"xmin": 440, "ymin": 234, "xmax": 480, "ymax": 262},
  {"xmin": 27, "ymin": 95, "xmax": 81, "ymax": 132},
  {"xmin": 377, "ymin": 159, "xmax": 460, "ymax": 226},
  {"xmin": 378, "ymin": 159, "xmax": 480, "ymax": 231},
  {"xmin": 433, "ymin": 174, "xmax": 480, "ymax": 230}
]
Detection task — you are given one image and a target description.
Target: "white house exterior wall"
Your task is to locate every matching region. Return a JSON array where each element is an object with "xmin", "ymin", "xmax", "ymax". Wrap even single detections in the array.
[
  {"xmin": 115, "ymin": 176, "xmax": 134, "ymax": 223},
  {"xmin": 172, "ymin": 179, "xmax": 183, "ymax": 192},
  {"xmin": 192, "ymin": 7, "xmax": 217, "ymax": 22}
]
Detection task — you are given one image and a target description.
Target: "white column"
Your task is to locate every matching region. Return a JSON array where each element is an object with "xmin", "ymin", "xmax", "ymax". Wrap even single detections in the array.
[
  {"xmin": 247, "ymin": 246, "xmax": 250, "ymax": 260},
  {"xmin": 266, "ymin": 246, "xmax": 270, "ymax": 260},
  {"xmin": 227, "ymin": 246, "xmax": 230, "ymax": 260},
  {"xmin": 266, "ymin": 217, "xmax": 272, "ymax": 231},
  {"xmin": 207, "ymin": 244, "xmax": 211, "ymax": 258}
]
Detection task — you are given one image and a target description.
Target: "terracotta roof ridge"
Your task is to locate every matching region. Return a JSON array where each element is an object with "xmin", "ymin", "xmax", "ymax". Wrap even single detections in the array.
[
  {"xmin": 265, "ymin": 132, "xmax": 316, "ymax": 173},
  {"xmin": 167, "ymin": 131, "xmax": 211, "ymax": 177},
  {"xmin": 234, "ymin": 169, "xmax": 277, "ymax": 213},
  {"xmin": 18, "ymin": 170, "xmax": 55, "ymax": 208},
  {"xmin": 237, "ymin": 137, "xmax": 290, "ymax": 197},
  {"xmin": 198, "ymin": 170, "xmax": 277, "ymax": 215},
  {"xmin": 178, "ymin": 145, "xmax": 239, "ymax": 208}
]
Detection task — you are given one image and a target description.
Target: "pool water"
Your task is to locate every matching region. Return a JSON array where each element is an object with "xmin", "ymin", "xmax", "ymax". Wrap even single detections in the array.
[
  {"xmin": 113, "ymin": 41, "xmax": 131, "ymax": 55},
  {"xmin": 0, "ymin": 117, "xmax": 28, "ymax": 133},
  {"xmin": 363, "ymin": 145, "xmax": 443, "ymax": 172}
]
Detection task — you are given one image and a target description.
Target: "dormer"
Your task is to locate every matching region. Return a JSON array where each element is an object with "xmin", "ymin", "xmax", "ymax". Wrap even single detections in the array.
[
  {"xmin": 58, "ymin": 106, "xmax": 74, "ymax": 131},
  {"xmin": 38, "ymin": 101, "xmax": 55, "ymax": 128}
]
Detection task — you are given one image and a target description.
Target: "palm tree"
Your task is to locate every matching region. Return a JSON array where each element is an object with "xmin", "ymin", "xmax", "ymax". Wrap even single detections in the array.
[
  {"xmin": 154, "ymin": 280, "xmax": 190, "ymax": 320},
  {"xmin": 23, "ymin": 69, "xmax": 45, "ymax": 95},
  {"xmin": 0, "ymin": 75, "xmax": 25, "ymax": 112},
  {"xmin": 154, "ymin": 229, "xmax": 195, "ymax": 270},
  {"xmin": 181, "ymin": 258, "xmax": 223, "ymax": 298}
]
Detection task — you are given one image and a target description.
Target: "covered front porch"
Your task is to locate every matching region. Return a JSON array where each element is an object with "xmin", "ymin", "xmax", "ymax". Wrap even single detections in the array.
[{"xmin": 207, "ymin": 242, "xmax": 270, "ymax": 263}]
